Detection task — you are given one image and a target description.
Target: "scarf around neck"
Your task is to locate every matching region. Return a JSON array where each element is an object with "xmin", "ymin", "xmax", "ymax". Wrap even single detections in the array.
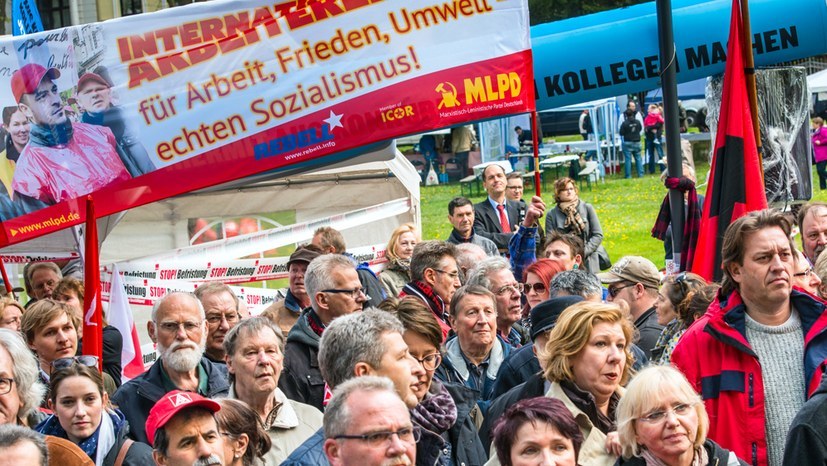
[
  {"xmin": 37, "ymin": 409, "xmax": 124, "ymax": 466},
  {"xmin": 29, "ymin": 119, "xmax": 73, "ymax": 147},
  {"xmin": 640, "ymin": 445, "xmax": 708, "ymax": 466},
  {"xmin": 558, "ymin": 199, "xmax": 586, "ymax": 236},
  {"xmin": 411, "ymin": 380, "xmax": 457, "ymax": 434}
]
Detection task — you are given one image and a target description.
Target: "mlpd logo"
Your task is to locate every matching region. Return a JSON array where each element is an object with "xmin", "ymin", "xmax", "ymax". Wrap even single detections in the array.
[{"xmin": 463, "ymin": 72, "xmax": 522, "ymax": 104}]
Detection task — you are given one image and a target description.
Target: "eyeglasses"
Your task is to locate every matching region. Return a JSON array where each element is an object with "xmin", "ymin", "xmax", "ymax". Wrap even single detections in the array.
[
  {"xmin": 158, "ymin": 321, "xmax": 203, "ymax": 335},
  {"xmin": 334, "ymin": 426, "xmax": 421, "ymax": 446},
  {"xmin": 0, "ymin": 377, "xmax": 14, "ymax": 395},
  {"xmin": 506, "ymin": 185, "xmax": 524, "ymax": 191},
  {"xmin": 322, "ymin": 288, "xmax": 367, "ymax": 300},
  {"xmin": 607, "ymin": 283, "xmax": 635, "ymax": 298},
  {"xmin": 51, "ymin": 355, "xmax": 99, "ymax": 372},
  {"xmin": 495, "ymin": 283, "xmax": 524, "ymax": 296},
  {"xmin": 413, "ymin": 353, "xmax": 442, "ymax": 371},
  {"xmin": 794, "ymin": 267, "xmax": 815, "ymax": 278},
  {"xmin": 638, "ymin": 403, "xmax": 695, "ymax": 424},
  {"xmin": 433, "ymin": 269, "xmax": 460, "ymax": 280},
  {"xmin": 205, "ymin": 312, "xmax": 240, "ymax": 326},
  {"xmin": 523, "ymin": 282, "xmax": 547, "ymax": 294}
]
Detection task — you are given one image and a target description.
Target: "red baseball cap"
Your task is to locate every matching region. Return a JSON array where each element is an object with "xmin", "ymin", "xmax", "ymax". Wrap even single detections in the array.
[
  {"xmin": 145, "ymin": 390, "xmax": 221, "ymax": 446},
  {"xmin": 11, "ymin": 63, "xmax": 60, "ymax": 103},
  {"xmin": 76, "ymin": 72, "xmax": 110, "ymax": 91}
]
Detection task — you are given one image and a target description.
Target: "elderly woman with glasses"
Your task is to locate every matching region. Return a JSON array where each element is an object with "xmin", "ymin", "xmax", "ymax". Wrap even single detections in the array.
[
  {"xmin": 380, "ymin": 297, "xmax": 487, "ymax": 466},
  {"xmin": 792, "ymin": 249, "xmax": 822, "ymax": 297},
  {"xmin": 616, "ymin": 365, "xmax": 747, "ymax": 466},
  {"xmin": 434, "ymin": 286, "xmax": 512, "ymax": 414},
  {"xmin": 35, "ymin": 362, "xmax": 153, "ymax": 466},
  {"xmin": 0, "ymin": 328, "xmax": 46, "ymax": 426},
  {"xmin": 651, "ymin": 273, "xmax": 707, "ymax": 365}
]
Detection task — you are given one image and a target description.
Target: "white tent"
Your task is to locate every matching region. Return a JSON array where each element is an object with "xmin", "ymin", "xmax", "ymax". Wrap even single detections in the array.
[
  {"xmin": 808, "ymin": 68, "xmax": 827, "ymax": 94},
  {"xmin": 0, "ymin": 143, "xmax": 420, "ymax": 268}
]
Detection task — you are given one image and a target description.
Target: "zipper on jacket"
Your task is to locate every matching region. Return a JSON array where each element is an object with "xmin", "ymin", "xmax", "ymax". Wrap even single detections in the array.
[
  {"xmin": 752, "ymin": 442, "xmax": 758, "ymax": 466},
  {"xmin": 748, "ymin": 373, "xmax": 754, "ymax": 407}
]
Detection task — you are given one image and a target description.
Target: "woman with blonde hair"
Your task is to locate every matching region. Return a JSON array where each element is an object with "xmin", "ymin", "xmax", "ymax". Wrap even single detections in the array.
[
  {"xmin": 536, "ymin": 301, "xmax": 635, "ymax": 466},
  {"xmin": 0, "ymin": 296, "xmax": 24, "ymax": 331},
  {"xmin": 616, "ymin": 365, "xmax": 746, "ymax": 465},
  {"xmin": 379, "ymin": 222, "xmax": 419, "ymax": 297},
  {"xmin": 545, "ymin": 177, "xmax": 605, "ymax": 273}
]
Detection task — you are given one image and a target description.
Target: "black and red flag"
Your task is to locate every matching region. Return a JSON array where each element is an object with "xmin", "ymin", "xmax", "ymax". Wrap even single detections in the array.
[{"xmin": 691, "ymin": 0, "xmax": 767, "ymax": 282}]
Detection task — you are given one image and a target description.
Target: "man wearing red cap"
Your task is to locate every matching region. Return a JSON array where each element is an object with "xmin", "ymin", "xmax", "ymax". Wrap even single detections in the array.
[
  {"xmin": 146, "ymin": 390, "xmax": 225, "ymax": 466},
  {"xmin": 10, "ymin": 63, "xmax": 131, "ymax": 205},
  {"xmin": 75, "ymin": 70, "xmax": 155, "ymax": 177}
]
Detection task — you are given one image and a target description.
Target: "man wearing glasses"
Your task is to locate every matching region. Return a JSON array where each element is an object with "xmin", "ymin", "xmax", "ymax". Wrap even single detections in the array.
[
  {"xmin": 283, "ymin": 310, "xmax": 423, "ymax": 465},
  {"xmin": 400, "ymin": 241, "xmax": 461, "ymax": 342},
  {"xmin": 112, "ymin": 292, "xmax": 230, "ymax": 444},
  {"xmin": 323, "ymin": 377, "xmax": 416, "ymax": 466},
  {"xmin": 280, "ymin": 254, "xmax": 367, "ymax": 411},
  {"xmin": 792, "ymin": 249, "xmax": 822, "ymax": 297},
  {"xmin": 194, "ymin": 282, "xmax": 241, "ymax": 369},
  {"xmin": 598, "ymin": 255, "xmax": 663, "ymax": 358}
]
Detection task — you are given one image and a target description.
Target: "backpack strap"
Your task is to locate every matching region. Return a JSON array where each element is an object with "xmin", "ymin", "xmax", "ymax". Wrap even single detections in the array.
[{"xmin": 114, "ymin": 439, "xmax": 134, "ymax": 466}]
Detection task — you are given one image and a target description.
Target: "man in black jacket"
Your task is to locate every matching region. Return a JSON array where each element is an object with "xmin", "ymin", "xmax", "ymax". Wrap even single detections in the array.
[
  {"xmin": 279, "ymin": 254, "xmax": 367, "ymax": 410},
  {"xmin": 111, "ymin": 292, "xmax": 229, "ymax": 444},
  {"xmin": 473, "ymin": 164, "xmax": 521, "ymax": 254},
  {"xmin": 783, "ymin": 375, "xmax": 827, "ymax": 466},
  {"xmin": 619, "ymin": 108, "xmax": 643, "ymax": 178}
]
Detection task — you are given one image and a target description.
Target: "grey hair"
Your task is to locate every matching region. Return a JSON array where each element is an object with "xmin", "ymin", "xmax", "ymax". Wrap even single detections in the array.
[
  {"xmin": 194, "ymin": 282, "xmax": 239, "ymax": 310},
  {"xmin": 305, "ymin": 254, "xmax": 356, "ymax": 311},
  {"xmin": 549, "ymin": 269, "xmax": 603, "ymax": 299},
  {"xmin": 318, "ymin": 308, "xmax": 404, "ymax": 389},
  {"xmin": 0, "ymin": 424, "xmax": 47, "ymax": 466},
  {"xmin": 465, "ymin": 256, "xmax": 512, "ymax": 290},
  {"xmin": 25, "ymin": 262, "xmax": 62, "ymax": 284},
  {"xmin": 323, "ymin": 376, "xmax": 397, "ymax": 439},
  {"xmin": 410, "ymin": 241, "xmax": 457, "ymax": 282},
  {"xmin": 223, "ymin": 317, "xmax": 284, "ymax": 386},
  {"xmin": 0, "ymin": 329, "xmax": 45, "ymax": 420},
  {"xmin": 448, "ymin": 285, "xmax": 497, "ymax": 318},
  {"xmin": 151, "ymin": 292, "xmax": 205, "ymax": 322},
  {"xmin": 454, "ymin": 243, "xmax": 488, "ymax": 282}
]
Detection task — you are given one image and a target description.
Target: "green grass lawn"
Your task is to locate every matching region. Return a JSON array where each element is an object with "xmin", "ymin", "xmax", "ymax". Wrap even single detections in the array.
[{"xmin": 419, "ymin": 160, "xmax": 827, "ymax": 270}]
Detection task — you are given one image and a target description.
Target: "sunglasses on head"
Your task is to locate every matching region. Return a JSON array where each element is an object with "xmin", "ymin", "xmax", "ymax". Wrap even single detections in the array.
[{"xmin": 50, "ymin": 355, "xmax": 99, "ymax": 372}]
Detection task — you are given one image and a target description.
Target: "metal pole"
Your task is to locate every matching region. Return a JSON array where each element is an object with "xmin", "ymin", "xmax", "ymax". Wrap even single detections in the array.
[{"xmin": 657, "ymin": 0, "xmax": 685, "ymax": 270}]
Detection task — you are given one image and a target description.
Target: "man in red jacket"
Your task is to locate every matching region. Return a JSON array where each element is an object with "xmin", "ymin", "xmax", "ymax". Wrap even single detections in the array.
[{"xmin": 672, "ymin": 209, "xmax": 827, "ymax": 466}]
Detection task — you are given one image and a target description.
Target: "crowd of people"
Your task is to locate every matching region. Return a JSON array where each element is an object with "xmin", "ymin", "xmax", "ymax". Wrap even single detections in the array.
[{"xmin": 1, "ymin": 163, "xmax": 827, "ymax": 466}]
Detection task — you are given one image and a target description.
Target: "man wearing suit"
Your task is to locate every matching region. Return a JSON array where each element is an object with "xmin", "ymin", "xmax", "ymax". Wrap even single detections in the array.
[{"xmin": 474, "ymin": 164, "xmax": 521, "ymax": 254}]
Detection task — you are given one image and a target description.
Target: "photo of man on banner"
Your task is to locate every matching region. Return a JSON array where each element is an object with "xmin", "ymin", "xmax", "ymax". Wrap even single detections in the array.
[{"xmin": 10, "ymin": 63, "xmax": 132, "ymax": 206}]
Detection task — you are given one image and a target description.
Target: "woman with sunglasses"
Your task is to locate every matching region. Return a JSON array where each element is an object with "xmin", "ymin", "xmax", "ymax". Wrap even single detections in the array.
[
  {"xmin": 651, "ymin": 273, "xmax": 706, "ymax": 365},
  {"xmin": 35, "ymin": 360, "xmax": 153, "ymax": 466},
  {"xmin": 381, "ymin": 296, "xmax": 487, "ymax": 466},
  {"xmin": 523, "ymin": 259, "xmax": 565, "ymax": 314},
  {"xmin": 616, "ymin": 365, "xmax": 746, "ymax": 466}
]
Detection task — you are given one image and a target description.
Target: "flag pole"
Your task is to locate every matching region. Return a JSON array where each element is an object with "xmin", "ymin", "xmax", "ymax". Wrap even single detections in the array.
[
  {"xmin": 741, "ymin": 0, "xmax": 762, "ymax": 176},
  {"xmin": 530, "ymin": 111, "xmax": 542, "ymax": 196},
  {"xmin": 656, "ymin": 0, "xmax": 685, "ymax": 271},
  {"xmin": 82, "ymin": 196, "xmax": 104, "ymax": 371},
  {"xmin": 0, "ymin": 257, "xmax": 13, "ymax": 299}
]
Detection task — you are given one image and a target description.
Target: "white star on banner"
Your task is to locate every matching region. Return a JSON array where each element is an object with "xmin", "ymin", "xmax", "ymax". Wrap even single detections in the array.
[{"xmin": 324, "ymin": 110, "xmax": 344, "ymax": 131}]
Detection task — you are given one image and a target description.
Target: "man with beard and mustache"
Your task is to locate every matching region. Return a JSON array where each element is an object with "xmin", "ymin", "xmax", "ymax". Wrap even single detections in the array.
[
  {"xmin": 147, "ymin": 390, "xmax": 225, "ymax": 466},
  {"xmin": 9, "ymin": 63, "xmax": 131, "ymax": 205},
  {"xmin": 113, "ymin": 292, "xmax": 229, "ymax": 444},
  {"xmin": 797, "ymin": 202, "xmax": 827, "ymax": 264}
]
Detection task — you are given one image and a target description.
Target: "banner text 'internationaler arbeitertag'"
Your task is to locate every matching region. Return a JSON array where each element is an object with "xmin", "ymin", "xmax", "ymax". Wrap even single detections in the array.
[{"xmin": 0, "ymin": 0, "xmax": 534, "ymax": 246}]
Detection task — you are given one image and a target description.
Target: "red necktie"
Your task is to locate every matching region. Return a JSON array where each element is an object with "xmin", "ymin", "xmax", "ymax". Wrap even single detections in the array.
[{"xmin": 497, "ymin": 204, "xmax": 511, "ymax": 233}]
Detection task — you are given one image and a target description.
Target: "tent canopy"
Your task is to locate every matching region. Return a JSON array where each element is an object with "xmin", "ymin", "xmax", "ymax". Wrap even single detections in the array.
[{"xmin": 809, "ymin": 68, "xmax": 827, "ymax": 94}]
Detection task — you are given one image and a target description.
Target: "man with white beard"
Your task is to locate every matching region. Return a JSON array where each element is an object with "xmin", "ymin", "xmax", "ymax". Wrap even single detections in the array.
[{"xmin": 112, "ymin": 292, "xmax": 230, "ymax": 444}]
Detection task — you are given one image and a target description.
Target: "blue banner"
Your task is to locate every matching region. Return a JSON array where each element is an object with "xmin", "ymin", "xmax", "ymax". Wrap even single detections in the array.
[
  {"xmin": 531, "ymin": 0, "xmax": 827, "ymax": 110},
  {"xmin": 11, "ymin": 0, "xmax": 43, "ymax": 36}
]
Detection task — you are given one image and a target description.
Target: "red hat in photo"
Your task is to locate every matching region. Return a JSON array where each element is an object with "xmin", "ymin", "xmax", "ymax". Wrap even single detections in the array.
[
  {"xmin": 11, "ymin": 63, "xmax": 60, "ymax": 103},
  {"xmin": 77, "ymin": 72, "xmax": 110, "ymax": 91},
  {"xmin": 145, "ymin": 390, "xmax": 221, "ymax": 446}
]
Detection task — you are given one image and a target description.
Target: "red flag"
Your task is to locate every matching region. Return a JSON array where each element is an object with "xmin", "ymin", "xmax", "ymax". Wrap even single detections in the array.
[
  {"xmin": 82, "ymin": 196, "xmax": 103, "ymax": 369},
  {"xmin": 690, "ymin": 0, "xmax": 767, "ymax": 282}
]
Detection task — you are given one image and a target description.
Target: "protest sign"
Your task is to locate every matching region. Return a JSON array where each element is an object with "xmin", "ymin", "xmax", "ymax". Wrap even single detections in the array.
[{"xmin": 0, "ymin": 0, "xmax": 533, "ymax": 246}]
